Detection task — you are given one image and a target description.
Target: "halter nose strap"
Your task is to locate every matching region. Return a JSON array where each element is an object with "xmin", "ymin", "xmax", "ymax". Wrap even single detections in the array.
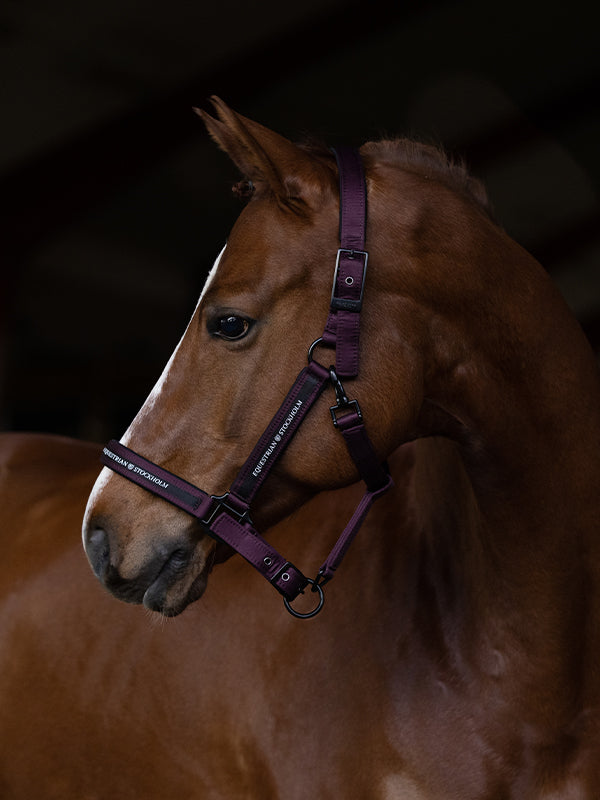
[{"xmin": 100, "ymin": 146, "xmax": 393, "ymax": 618}]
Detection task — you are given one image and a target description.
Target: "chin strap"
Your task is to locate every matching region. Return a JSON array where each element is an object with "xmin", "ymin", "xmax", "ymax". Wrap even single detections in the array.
[{"xmin": 100, "ymin": 147, "xmax": 393, "ymax": 619}]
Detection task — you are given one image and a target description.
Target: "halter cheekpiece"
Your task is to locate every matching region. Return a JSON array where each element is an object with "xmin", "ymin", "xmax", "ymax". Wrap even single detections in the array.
[{"xmin": 101, "ymin": 147, "xmax": 394, "ymax": 619}]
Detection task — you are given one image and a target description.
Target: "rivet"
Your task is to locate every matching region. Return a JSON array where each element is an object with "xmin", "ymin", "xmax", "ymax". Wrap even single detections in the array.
[
  {"xmin": 281, "ymin": 572, "xmax": 290, "ymax": 581},
  {"xmin": 345, "ymin": 276, "xmax": 354, "ymax": 285},
  {"xmin": 263, "ymin": 557, "xmax": 273, "ymax": 567}
]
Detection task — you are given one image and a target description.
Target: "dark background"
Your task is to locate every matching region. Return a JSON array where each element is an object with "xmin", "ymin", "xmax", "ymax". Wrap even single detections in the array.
[{"xmin": 1, "ymin": 0, "xmax": 598, "ymax": 443}]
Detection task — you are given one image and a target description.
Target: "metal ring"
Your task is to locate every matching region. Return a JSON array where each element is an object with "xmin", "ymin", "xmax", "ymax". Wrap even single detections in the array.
[
  {"xmin": 283, "ymin": 579, "xmax": 325, "ymax": 620},
  {"xmin": 307, "ymin": 337, "xmax": 324, "ymax": 363}
]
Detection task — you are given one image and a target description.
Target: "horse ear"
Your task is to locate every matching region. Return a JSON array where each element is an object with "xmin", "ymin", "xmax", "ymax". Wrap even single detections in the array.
[{"xmin": 194, "ymin": 97, "xmax": 333, "ymax": 208}]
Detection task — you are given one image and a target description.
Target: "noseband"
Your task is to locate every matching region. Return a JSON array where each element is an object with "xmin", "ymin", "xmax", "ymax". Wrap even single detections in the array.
[{"xmin": 101, "ymin": 148, "xmax": 393, "ymax": 619}]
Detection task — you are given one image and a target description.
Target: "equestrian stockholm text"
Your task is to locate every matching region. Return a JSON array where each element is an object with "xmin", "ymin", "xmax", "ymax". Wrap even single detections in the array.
[
  {"xmin": 251, "ymin": 399, "xmax": 303, "ymax": 477},
  {"xmin": 102, "ymin": 446, "xmax": 170, "ymax": 489}
]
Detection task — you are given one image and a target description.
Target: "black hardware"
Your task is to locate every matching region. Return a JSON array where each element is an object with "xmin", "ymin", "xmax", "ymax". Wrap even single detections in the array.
[
  {"xmin": 203, "ymin": 492, "xmax": 253, "ymax": 527},
  {"xmin": 329, "ymin": 367, "xmax": 363, "ymax": 427},
  {"xmin": 330, "ymin": 248, "xmax": 368, "ymax": 312}
]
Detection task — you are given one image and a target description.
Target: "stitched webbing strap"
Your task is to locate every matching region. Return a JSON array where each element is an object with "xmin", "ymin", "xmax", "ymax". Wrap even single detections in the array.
[
  {"xmin": 322, "ymin": 146, "xmax": 368, "ymax": 378},
  {"xmin": 101, "ymin": 440, "xmax": 213, "ymax": 518},
  {"xmin": 230, "ymin": 361, "xmax": 330, "ymax": 505},
  {"xmin": 317, "ymin": 474, "xmax": 393, "ymax": 584},
  {"xmin": 336, "ymin": 410, "xmax": 390, "ymax": 493}
]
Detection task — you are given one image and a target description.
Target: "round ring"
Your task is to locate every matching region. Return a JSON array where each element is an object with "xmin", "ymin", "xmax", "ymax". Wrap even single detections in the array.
[
  {"xmin": 283, "ymin": 579, "xmax": 325, "ymax": 620},
  {"xmin": 307, "ymin": 337, "xmax": 324, "ymax": 363}
]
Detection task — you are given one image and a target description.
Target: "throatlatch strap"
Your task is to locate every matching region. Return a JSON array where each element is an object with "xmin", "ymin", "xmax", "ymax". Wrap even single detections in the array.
[
  {"xmin": 316, "ymin": 474, "xmax": 393, "ymax": 585},
  {"xmin": 335, "ymin": 410, "xmax": 390, "ymax": 493}
]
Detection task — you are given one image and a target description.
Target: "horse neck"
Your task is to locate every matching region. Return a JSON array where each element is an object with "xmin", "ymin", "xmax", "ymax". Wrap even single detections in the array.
[
  {"xmin": 373, "ymin": 203, "xmax": 600, "ymax": 667},
  {"xmin": 407, "ymin": 215, "xmax": 600, "ymax": 525}
]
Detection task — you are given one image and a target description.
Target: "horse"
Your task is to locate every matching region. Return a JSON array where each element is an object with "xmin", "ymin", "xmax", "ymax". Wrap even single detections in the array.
[{"xmin": 2, "ymin": 97, "xmax": 600, "ymax": 798}]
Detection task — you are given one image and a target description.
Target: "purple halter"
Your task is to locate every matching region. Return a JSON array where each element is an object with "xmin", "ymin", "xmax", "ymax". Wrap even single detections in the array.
[{"xmin": 101, "ymin": 147, "xmax": 393, "ymax": 619}]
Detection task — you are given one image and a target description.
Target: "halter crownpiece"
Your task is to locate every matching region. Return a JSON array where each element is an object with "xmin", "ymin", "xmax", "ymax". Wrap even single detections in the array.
[{"xmin": 100, "ymin": 146, "xmax": 393, "ymax": 619}]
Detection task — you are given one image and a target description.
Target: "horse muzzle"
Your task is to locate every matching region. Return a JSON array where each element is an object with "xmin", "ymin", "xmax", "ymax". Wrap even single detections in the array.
[{"xmin": 83, "ymin": 514, "xmax": 214, "ymax": 616}]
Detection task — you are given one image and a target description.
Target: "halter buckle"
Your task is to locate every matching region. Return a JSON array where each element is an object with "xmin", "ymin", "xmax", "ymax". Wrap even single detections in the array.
[
  {"xmin": 330, "ymin": 249, "xmax": 368, "ymax": 312},
  {"xmin": 203, "ymin": 492, "xmax": 253, "ymax": 527}
]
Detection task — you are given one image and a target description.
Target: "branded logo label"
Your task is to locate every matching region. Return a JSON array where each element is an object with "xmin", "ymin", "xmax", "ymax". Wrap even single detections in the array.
[
  {"xmin": 251, "ymin": 400, "xmax": 303, "ymax": 478},
  {"xmin": 103, "ymin": 447, "xmax": 170, "ymax": 489}
]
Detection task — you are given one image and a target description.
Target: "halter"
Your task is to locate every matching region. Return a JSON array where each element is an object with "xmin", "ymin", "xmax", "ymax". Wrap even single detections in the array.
[{"xmin": 101, "ymin": 147, "xmax": 393, "ymax": 619}]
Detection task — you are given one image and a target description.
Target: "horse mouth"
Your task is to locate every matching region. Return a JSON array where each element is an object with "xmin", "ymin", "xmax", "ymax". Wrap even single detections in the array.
[
  {"xmin": 84, "ymin": 509, "xmax": 224, "ymax": 617},
  {"xmin": 141, "ymin": 543, "xmax": 216, "ymax": 617}
]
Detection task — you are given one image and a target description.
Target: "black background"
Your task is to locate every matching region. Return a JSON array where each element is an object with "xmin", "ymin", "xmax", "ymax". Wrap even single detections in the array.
[{"xmin": 1, "ymin": 0, "xmax": 598, "ymax": 442}]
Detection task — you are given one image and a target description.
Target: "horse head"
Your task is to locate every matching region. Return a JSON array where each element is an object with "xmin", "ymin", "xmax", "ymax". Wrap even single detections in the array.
[{"xmin": 82, "ymin": 99, "xmax": 431, "ymax": 616}]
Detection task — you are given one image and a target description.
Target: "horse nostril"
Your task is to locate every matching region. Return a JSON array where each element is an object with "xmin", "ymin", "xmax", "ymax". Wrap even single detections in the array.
[
  {"xmin": 167, "ymin": 548, "xmax": 190, "ymax": 570},
  {"xmin": 84, "ymin": 526, "xmax": 111, "ymax": 578}
]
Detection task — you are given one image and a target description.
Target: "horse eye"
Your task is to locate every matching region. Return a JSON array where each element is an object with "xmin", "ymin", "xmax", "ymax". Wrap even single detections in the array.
[{"xmin": 211, "ymin": 315, "xmax": 250, "ymax": 341}]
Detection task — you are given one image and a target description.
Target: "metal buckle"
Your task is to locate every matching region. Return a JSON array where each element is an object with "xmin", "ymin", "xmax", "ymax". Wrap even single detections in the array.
[
  {"xmin": 330, "ymin": 399, "xmax": 362, "ymax": 428},
  {"xmin": 203, "ymin": 492, "xmax": 253, "ymax": 527},
  {"xmin": 330, "ymin": 248, "xmax": 368, "ymax": 312}
]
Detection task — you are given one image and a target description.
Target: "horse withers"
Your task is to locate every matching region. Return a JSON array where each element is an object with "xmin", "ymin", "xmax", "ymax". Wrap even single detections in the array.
[{"xmin": 3, "ymin": 98, "xmax": 600, "ymax": 798}]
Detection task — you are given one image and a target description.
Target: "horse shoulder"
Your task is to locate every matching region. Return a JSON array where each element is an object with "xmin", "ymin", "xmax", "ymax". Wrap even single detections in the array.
[{"xmin": 0, "ymin": 433, "xmax": 101, "ymax": 574}]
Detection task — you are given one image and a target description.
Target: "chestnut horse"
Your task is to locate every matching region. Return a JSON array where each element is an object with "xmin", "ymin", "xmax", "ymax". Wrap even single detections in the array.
[{"xmin": 3, "ymin": 98, "xmax": 600, "ymax": 798}]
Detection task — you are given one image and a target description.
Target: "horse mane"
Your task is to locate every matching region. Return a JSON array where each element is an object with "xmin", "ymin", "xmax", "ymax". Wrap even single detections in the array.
[
  {"xmin": 289, "ymin": 138, "xmax": 493, "ymax": 220},
  {"xmin": 361, "ymin": 138, "xmax": 493, "ymax": 218},
  {"xmin": 232, "ymin": 136, "xmax": 493, "ymax": 220}
]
